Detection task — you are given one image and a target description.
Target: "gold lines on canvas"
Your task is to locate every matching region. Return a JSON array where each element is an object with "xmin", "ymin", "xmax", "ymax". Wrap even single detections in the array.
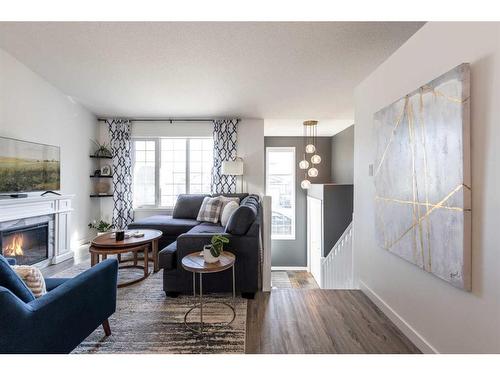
[
  {"xmin": 421, "ymin": 84, "xmax": 469, "ymax": 104},
  {"xmin": 375, "ymin": 196, "xmax": 464, "ymax": 211},
  {"xmin": 406, "ymin": 99, "xmax": 425, "ymax": 267},
  {"xmin": 374, "ymin": 97, "xmax": 407, "ymax": 177},
  {"xmin": 383, "ymin": 184, "xmax": 466, "ymax": 252}
]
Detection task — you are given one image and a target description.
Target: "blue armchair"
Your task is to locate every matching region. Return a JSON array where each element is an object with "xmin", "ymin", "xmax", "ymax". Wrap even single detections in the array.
[{"xmin": 0, "ymin": 255, "xmax": 118, "ymax": 354}]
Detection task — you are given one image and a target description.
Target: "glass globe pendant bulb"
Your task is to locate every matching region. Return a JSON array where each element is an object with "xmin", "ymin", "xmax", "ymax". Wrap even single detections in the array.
[
  {"xmin": 311, "ymin": 154, "xmax": 321, "ymax": 164},
  {"xmin": 308, "ymin": 167, "xmax": 319, "ymax": 177},
  {"xmin": 305, "ymin": 144, "xmax": 316, "ymax": 153},
  {"xmin": 299, "ymin": 159, "xmax": 309, "ymax": 169},
  {"xmin": 301, "ymin": 179, "xmax": 311, "ymax": 189}
]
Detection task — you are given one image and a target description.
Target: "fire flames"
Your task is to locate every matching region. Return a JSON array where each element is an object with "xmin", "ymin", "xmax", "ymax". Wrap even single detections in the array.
[{"xmin": 3, "ymin": 234, "xmax": 24, "ymax": 257}]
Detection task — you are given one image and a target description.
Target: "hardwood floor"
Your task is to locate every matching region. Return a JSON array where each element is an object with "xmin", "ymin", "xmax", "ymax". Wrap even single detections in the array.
[
  {"xmin": 271, "ymin": 271, "xmax": 319, "ymax": 289},
  {"xmin": 245, "ymin": 289, "xmax": 421, "ymax": 354},
  {"xmin": 41, "ymin": 244, "xmax": 90, "ymax": 277},
  {"xmin": 42, "ymin": 247, "xmax": 420, "ymax": 354}
]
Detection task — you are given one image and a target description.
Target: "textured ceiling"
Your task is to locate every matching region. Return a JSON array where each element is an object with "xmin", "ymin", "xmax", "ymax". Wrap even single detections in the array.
[{"xmin": 0, "ymin": 22, "xmax": 423, "ymax": 133}]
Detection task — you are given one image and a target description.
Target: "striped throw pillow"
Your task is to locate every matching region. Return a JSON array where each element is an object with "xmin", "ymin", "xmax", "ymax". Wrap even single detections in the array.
[
  {"xmin": 11, "ymin": 265, "xmax": 47, "ymax": 298},
  {"xmin": 196, "ymin": 197, "xmax": 223, "ymax": 224}
]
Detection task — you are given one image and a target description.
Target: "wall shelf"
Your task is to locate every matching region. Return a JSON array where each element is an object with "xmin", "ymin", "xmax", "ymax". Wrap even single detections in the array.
[
  {"xmin": 90, "ymin": 194, "xmax": 114, "ymax": 198},
  {"xmin": 89, "ymin": 155, "xmax": 112, "ymax": 159},
  {"xmin": 90, "ymin": 175, "xmax": 113, "ymax": 178}
]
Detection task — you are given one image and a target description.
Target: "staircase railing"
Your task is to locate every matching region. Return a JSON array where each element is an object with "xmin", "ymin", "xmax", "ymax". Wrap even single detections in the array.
[{"xmin": 321, "ymin": 221, "xmax": 353, "ymax": 289}]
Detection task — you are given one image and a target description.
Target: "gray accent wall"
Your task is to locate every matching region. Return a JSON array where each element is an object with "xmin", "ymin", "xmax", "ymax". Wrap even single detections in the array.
[
  {"xmin": 331, "ymin": 125, "xmax": 354, "ymax": 183},
  {"xmin": 265, "ymin": 137, "xmax": 332, "ymax": 267}
]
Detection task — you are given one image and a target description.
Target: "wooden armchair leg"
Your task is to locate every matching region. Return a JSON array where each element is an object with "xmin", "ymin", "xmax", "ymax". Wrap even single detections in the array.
[{"xmin": 102, "ymin": 319, "xmax": 111, "ymax": 336}]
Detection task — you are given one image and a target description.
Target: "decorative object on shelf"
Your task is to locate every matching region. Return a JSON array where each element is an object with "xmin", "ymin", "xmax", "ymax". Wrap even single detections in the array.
[
  {"xmin": 100, "ymin": 164, "xmax": 112, "ymax": 176},
  {"xmin": 203, "ymin": 234, "xmax": 229, "ymax": 263},
  {"xmin": 88, "ymin": 219, "xmax": 114, "ymax": 236},
  {"xmin": 91, "ymin": 139, "xmax": 112, "ymax": 158},
  {"xmin": 93, "ymin": 169, "xmax": 101, "ymax": 176},
  {"xmin": 95, "ymin": 181, "xmax": 111, "ymax": 194},
  {"xmin": 221, "ymin": 157, "xmax": 245, "ymax": 193},
  {"xmin": 299, "ymin": 120, "xmax": 321, "ymax": 188},
  {"xmin": 373, "ymin": 63, "xmax": 471, "ymax": 291}
]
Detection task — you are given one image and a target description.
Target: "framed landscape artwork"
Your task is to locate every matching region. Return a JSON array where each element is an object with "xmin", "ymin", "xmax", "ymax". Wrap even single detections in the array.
[
  {"xmin": 0, "ymin": 136, "xmax": 60, "ymax": 194},
  {"xmin": 373, "ymin": 63, "xmax": 471, "ymax": 290}
]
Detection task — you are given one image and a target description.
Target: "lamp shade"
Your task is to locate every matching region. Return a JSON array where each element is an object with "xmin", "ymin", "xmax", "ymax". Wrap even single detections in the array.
[{"xmin": 222, "ymin": 159, "xmax": 244, "ymax": 176}]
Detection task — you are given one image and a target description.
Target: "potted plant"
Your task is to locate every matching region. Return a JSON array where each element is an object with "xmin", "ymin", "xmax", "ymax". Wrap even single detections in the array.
[
  {"xmin": 88, "ymin": 220, "xmax": 114, "ymax": 236},
  {"xmin": 91, "ymin": 139, "xmax": 112, "ymax": 158},
  {"xmin": 203, "ymin": 235, "xmax": 230, "ymax": 263}
]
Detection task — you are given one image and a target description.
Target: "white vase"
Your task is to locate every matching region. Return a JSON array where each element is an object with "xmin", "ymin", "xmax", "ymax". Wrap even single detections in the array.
[{"xmin": 203, "ymin": 245, "xmax": 220, "ymax": 263}]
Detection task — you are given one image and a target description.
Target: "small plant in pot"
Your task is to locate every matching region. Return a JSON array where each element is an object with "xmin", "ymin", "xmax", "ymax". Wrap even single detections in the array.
[
  {"xmin": 203, "ymin": 235, "xmax": 230, "ymax": 263},
  {"xmin": 88, "ymin": 219, "xmax": 114, "ymax": 236},
  {"xmin": 91, "ymin": 139, "xmax": 112, "ymax": 158}
]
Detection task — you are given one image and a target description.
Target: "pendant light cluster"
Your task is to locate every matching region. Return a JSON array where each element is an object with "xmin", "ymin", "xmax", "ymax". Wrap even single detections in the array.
[{"xmin": 299, "ymin": 120, "xmax": 321, "ymax": 189}]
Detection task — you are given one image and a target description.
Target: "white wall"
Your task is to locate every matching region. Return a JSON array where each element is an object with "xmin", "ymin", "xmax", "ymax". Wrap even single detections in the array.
[
  {"xmin": 354, "ymin": 22, "xmax": 500, "ymax": 353},
  {"xmin": 0, "ymin": 48, "xmax": 99, "ymax": 246},
  {"xmin": 237, "ymin": 119, "xmax": 264, "ymax": 195},
  {"xmin": 98, "ymin": 118, "xmax": 265, "ymax": 220}
]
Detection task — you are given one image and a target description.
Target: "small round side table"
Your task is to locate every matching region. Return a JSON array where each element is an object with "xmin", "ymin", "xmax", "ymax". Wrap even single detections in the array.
[{"xmin": 181, "ymin": 251, "xmax": 236, "ymax": 334}]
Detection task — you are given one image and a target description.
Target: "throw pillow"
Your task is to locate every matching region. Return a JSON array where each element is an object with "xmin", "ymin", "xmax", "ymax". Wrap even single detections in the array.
[
  {"xmin": 219, "ymin": 196, "xmax": 240, "ymax": 212},
  {"xmin": 172, "ymin": 194, "xmax": 208, "ymax": 219},
  {"xmin": 220, "ymin": 200, "xmax": 239, "ymax": 227},
  {"xmin": 225, "ymin": 204, "xmax": 257, "ymax": 235},
  {"xmin": 196, "ymin": 197, "xmax": 223, "ymax": 224},
  {"xmin": 11, "ymin": 265, "xmax": 47, "ymax": 298},
  {"xmin": 0, "ymin": 255, "xmax": 35, "ymax": 303}
]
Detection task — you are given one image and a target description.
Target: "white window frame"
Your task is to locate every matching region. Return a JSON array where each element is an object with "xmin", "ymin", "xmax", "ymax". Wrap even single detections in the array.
[
  {"xmin": 132, "ymin": 137, "xmax": 213, "ymax": 209},
  {"xmin": 131, "ymin": 138, "xmax": 159, "ymax": 209},
  {"xmin": 265, "ymin": 146, "xmax": 296, "ymax": 240}
]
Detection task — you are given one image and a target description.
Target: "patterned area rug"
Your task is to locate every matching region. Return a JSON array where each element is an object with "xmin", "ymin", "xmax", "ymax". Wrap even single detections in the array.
[{"xmin": 53, "ymin": 260, "xmax": 247, "ymax": 354}]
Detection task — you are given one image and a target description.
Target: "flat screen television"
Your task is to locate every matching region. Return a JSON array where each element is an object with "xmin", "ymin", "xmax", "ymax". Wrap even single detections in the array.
[{"xmin": 0, "ymin": 136, "xmax": 60, "ymax": 194}]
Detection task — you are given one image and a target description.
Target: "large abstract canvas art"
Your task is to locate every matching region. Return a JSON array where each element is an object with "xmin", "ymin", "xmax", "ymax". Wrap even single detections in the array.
[{"xmin": 373, "ymin": 63, "xmax": 471, "ymax": 290}]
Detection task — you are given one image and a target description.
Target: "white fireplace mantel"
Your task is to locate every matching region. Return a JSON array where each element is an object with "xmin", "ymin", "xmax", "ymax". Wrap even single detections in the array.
[{"xmin": 0, "ymin": 194, "xmax": 74, "ymax": 265}]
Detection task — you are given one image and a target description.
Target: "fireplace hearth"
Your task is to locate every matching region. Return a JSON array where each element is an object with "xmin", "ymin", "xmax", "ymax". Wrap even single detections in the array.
[{"xmin": 1, "ymin": 222, "xmax": 49, "ymax": 265}]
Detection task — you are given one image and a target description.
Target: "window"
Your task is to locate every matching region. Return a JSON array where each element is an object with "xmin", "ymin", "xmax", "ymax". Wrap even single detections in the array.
[
  {"xmin": 160, "ymin": 139, "xmax": 187, "ymax": 207},
  {"xmin": 188, "ymin": 138, "xmax": 213, "ymax": 194},
  {"xmin": 132, "ymin": 140, "xmax": 156, "ymax": 207},
  {"xmin": 266, "ymin": 147, "xmax": 296, "ymax": 240},
  {"xmin": 132, "ymin": 138, "xmax": 213, "ymax": 208}
]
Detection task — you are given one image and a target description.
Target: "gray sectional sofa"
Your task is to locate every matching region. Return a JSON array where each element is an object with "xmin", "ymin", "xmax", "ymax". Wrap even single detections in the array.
[{"xmin": 128, "ymin": 193, "xmax": 260, "ymax": 299}]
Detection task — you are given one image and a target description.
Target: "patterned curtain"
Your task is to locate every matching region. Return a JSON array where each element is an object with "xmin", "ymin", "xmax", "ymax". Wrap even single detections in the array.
[
  {"xmin": 107, "ymin": 119, "xmax": 134, "ymax": 229},
  {"xmin": 211, "ymin": 119, "xmax": 239, "ymax": 194}
]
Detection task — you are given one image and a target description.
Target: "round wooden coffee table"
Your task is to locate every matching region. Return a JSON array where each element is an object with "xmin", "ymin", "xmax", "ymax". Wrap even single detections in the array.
[
  {"xmin": 181, "ymin": 251, "xmax": 236, "ymax": 334},
  {"xmin": 90, "ymin": 229, "xmax": 162, "ymax": 288}
]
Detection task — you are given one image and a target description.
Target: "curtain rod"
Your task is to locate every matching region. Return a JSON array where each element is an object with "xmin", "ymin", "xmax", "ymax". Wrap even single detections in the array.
[{"xmin": 97, "ymin": 118, "xmax": 241, "ymax": 123}]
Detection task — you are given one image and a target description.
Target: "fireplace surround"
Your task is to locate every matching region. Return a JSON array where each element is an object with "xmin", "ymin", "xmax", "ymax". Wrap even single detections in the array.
[
  {"xmin": 0, "ymin": 194, "xmax": 74, "ymax": 267},
  {"xmin": 0, "ymin": 215, "xmax": 54, "ymax": 267},
  {"xmin": 1, "ymin": 222, "xmax": 50, "ymax": 266}
]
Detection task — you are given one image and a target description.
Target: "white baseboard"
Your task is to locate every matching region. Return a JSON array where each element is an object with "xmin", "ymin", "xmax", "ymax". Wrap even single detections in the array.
[
  {"xmin": 75, "ymin": 235, "xmax": 93, "ymax": 247},
  {"xmin": 271, "ymin": 266, "xmax": 308, "ymax": 271},
  {"xmin": 359, "ymin": 280, "xmax": 438, "ymax": 354},
  {"xmin": 52, "ymin": 251, "xmax": 74, "ymax": 264}
]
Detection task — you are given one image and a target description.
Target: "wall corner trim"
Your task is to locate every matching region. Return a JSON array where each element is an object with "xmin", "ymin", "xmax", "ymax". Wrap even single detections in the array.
[{"xmin": 359, "ymin": 280, "xmax": 439, "ymax": 354}]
